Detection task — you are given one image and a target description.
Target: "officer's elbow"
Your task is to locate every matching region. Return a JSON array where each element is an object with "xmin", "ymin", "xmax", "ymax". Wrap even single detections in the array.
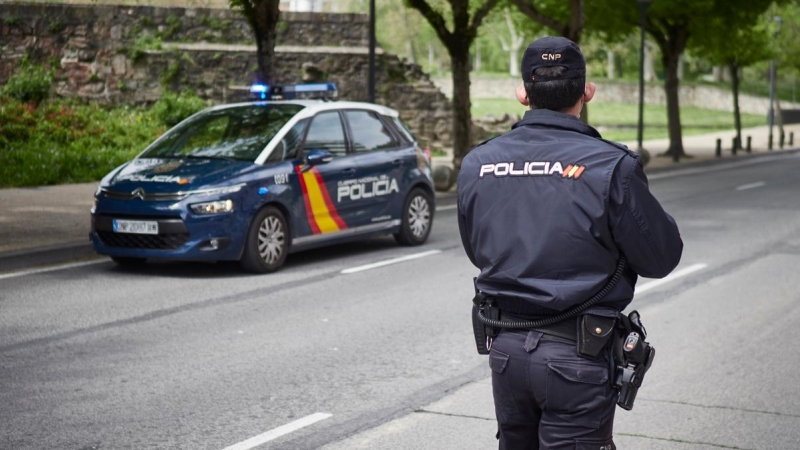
[{"xmin": 640, "ymin": 240, "xmax": 683, "ymax": 279}]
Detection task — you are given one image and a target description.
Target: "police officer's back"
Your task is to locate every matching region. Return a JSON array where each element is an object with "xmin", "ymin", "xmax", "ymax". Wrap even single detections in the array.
[{"xmin": 457, "ymin": 37, "xmax": 682, "ymax": 450}]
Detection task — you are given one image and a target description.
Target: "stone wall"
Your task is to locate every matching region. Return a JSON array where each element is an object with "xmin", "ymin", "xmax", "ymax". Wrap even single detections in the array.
[
  {"xmin": 433, "ymin": 76, "xmax": 800, "ymax": 117},
  {"xmin": 0, "ymin": 2, "xmax": 459, "ymax": 150}
]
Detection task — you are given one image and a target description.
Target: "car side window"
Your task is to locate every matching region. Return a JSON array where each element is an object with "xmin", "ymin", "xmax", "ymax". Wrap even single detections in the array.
[
  {"xmin": 390, "ymin": 116, "xmax": 416, "ymax": 144},
  {"xmin": 265, "ymin": 119, "xmax": 309, "ymax": 164},
  {"xmin": 345, "ymin": 110, "xmax": 400, "ymax": 153},
  {"xmin": 304, "ymin": 112, "xmax": 347, "ymax": 157}
]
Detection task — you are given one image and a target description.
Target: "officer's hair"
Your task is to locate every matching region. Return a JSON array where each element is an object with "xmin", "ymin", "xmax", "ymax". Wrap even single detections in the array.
[{"xmin": 524, "ymin": 67, "xmax": 585, "ymax": 112}]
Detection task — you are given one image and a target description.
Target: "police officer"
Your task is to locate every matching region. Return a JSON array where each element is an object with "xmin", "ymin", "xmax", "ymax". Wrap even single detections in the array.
[{"xmin": 457, "ymin": 37, "xmax": 683, "ymax": 450}]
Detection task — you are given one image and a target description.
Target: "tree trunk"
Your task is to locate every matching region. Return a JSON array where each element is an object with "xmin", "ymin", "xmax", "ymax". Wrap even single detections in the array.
[
  {"xmin": 606, "ymin": 50, "xmax": 615, "ymax": 79},
  {"xmin": 251, "ymin": 1, "xmax": 281, "ymax": 84},
  {"xmin": 509, "ymin": 47, "xmax": 519, "ymax": 77},
  {"xmin": 644, "ymin": 44, "xmax": 655, "ymax": 82},
  {"xmin": 662, "ymin": 48, "xmax": 685, "ymax": 161},
  {"xmin": 730, "ymin": 62, "xmax": 742, "ymax": 150},
  {"xmin": 450, "ymin": 46, "xmax": 472, "ymax": 171}
]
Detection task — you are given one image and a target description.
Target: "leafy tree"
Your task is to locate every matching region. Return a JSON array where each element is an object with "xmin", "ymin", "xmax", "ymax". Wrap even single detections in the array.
[
  {"xmin": 592, "ymin": 0, "xmax": 775, "ymax": 161},
  {"xmin": 485, "ymin": 7, "xmax": 534, "ymax": 76},
  {"xmin": 508, "ymin": 0, "xmax": 584, "ymax": 42},
  {"xmin": 229, "ymin": 0, "xmax": 281, "ymax": 84},
  {"xmin": 405, "ymin": 0, "xmax": 502, "ymax": 169},
  {"xmin": 769, "ymin": 1, "xmax": 800, "ymax": 76},
  {"xmin": 692, "ymin": 16, "xmax": 772, "ymax": 151}
]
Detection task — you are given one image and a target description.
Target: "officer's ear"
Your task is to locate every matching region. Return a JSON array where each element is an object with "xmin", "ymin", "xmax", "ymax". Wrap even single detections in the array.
[
  {"xmin": 515, "ymin": 85, "xmax": 530, "ymax": 107},
  {"xmin": 583, "ymin": 82, "xmax": 596, "ymax": 104}
]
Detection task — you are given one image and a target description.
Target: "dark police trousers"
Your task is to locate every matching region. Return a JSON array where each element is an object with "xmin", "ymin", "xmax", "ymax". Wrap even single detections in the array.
[{"xmin": 489, "ymin": 329, "xmax": 617, "ymax": 450}]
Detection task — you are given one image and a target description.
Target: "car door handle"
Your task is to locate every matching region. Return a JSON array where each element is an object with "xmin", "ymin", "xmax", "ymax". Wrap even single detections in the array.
[
  {"xmin": 341, "ymin": 168, "xmax": 357, "ymax": 174},
  {"xmin": 392, "ymin": 159, "xmax": 404, "ymax": 166}
]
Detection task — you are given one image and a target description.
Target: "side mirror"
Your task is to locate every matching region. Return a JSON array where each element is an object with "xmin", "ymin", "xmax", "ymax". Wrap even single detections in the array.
[{"xmin": 305, "ymin": 149, "xmax": 333, "ymax": 166}]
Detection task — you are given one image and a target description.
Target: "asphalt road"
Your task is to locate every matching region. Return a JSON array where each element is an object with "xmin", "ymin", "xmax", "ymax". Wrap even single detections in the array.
[{"xmin": 3, "ymin": 152, "xmax": 800, "ymax": 450}]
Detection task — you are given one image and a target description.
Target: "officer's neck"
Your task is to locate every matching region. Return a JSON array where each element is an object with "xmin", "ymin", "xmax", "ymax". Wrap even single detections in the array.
[{"xmin": 560, "ymin": 100, "xmax": 583, "ymax": 119}]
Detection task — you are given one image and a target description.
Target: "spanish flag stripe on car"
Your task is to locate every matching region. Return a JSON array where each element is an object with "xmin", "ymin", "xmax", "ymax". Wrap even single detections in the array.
[
  {"xmin": 295, "ymin": 166, "xmax": 347, "ymax": 234},
  {"xmin": 295, "ymin": 166, "xmax": 321, "ymax": 234},
  {"xmin": 311, "ymin": 168, "xmax": 347, "ymax": 229}
]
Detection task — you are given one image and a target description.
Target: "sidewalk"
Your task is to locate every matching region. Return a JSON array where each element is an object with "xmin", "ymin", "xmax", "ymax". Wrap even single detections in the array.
[{"xmin": 2, "ymin": 123, "xmax": 799, "ymax": 272}]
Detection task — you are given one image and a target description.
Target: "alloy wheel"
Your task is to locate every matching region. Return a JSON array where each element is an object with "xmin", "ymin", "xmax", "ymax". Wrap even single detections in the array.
[
  {"xmin": 408, "ymin": 195, "xmax": 431, "ymax": 238},
  {"xmin": 258, "ymin": 216, "xmax": 285, "ymax": 264}
]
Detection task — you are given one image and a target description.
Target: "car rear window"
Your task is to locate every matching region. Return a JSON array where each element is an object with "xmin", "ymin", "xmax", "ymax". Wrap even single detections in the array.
[{"xmin": 141, "ymin": 104, "xmax": 305, "ymax": 162}]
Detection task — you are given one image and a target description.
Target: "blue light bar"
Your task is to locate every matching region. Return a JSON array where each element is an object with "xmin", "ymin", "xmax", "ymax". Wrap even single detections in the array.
[
  {"xmin": 249, "ymin": 83, "xmax": 338, "ymax": 100},
  {"xmin": 250, "ymin": 84, "xmax": 269, "ymax": 100}
]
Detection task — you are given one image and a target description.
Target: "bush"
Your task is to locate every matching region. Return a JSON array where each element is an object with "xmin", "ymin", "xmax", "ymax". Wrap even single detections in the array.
[
  {"xmin": 150, "ymin": 90, "xmax": 209, "ymax": 127},
  {"xmin": 2, "ymin": 61, "xmax": 54, "ymax": 104},
  {"xmin": 0, "ymin": 97, "xmax": 167, "ymax": 187}
]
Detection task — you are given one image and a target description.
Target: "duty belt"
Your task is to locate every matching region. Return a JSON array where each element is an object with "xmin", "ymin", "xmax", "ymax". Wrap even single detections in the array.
[{"xmin": 499, "ymin": 312, "xmax": 578, "ymax": 341}]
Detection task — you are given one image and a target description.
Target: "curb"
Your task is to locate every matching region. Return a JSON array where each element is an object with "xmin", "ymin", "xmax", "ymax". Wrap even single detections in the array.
[{"xmin": 0, "ymin": 242, "xmax": 98, "ymax": 274}]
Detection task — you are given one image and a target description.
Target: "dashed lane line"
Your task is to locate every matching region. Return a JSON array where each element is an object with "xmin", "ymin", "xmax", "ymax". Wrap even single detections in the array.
[
  {"xmin": 341, "ymin": 250, "xmax": 442, "ymax": 274},
  {"xmin": 636, "ymin": 263, "xmax": 708, "ymax": 294},
  {"xmin": 221, "ymin": 413, "xmax": 332, "ymax": 450},
  {"xmin": 735, "ymin": 181, "xmax": 766, "ymax": 191},
  {"xmin": 436, "ymin": 204, "xmax": 458, "ymax": 212},
  {"xmin": 0, "ymin": 259, "xmax": 107, "ymax": 281}
]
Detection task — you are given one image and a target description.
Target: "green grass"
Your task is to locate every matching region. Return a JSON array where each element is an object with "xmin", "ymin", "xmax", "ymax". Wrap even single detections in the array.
[{"xmin": 471, "ymin": 99, "xmax": 765, "ymax": 142}]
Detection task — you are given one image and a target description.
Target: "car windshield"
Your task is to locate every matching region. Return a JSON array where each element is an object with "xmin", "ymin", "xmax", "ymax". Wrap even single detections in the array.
[{"xmin": 141, "ymin": 104, "xmax": 305, "ymax": 162}]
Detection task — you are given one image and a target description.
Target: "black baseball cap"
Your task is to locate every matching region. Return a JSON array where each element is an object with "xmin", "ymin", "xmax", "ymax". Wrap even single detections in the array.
[{"xmin": 520, "ymin": 36, "xmax": 586, "ymax": 82}]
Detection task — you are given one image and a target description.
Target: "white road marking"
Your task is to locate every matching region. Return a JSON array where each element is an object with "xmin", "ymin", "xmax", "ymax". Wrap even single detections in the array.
[
  {"xmin": 735, "ymin": 181, "xmax": 766, "ymax": 191},
  {"xmin": 636, "ymin": 263, "xmax": 708, "ymax": 294},
  {"xmin": 221, "ymin": 413, "xmax": 332, "ymax": 450},
  {"xmin": 0, "ymin": 259, "xmax": 107, "ymax": 281},
  {"xmin": 341, "ymin": 250, "xmax": 442, "ymax": 274},
  {"xmin": 436, "ymin": 204, "xmax": 458, "ymax": 212}
]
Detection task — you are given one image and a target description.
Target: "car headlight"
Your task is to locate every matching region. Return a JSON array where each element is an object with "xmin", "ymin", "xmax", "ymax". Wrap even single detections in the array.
[{"xmin": 190, "ymin": 199, "xmax": 234, "ymax": 215}]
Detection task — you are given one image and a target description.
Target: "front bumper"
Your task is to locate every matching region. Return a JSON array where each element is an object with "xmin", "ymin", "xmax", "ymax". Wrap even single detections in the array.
[{"xmin": 90, "ymin": 212, "xmax": 245, "ymax": 261}]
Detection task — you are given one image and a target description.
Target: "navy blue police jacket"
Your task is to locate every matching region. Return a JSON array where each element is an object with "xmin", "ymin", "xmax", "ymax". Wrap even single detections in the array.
[{"xmin": 457, "ymin": 109, "xmax": 683, "ymax": 315}]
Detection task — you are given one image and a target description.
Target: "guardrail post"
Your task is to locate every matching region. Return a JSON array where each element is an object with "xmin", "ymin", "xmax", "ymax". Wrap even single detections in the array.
[
  {"xmin": 780, "ymin": 131, "xmax": 785, "ymax": 149},
  {"xmin": 769, "ymin": 134, "xmax": 773, "ymax": 150},
  {"xmin": 732, "ymin": 138, "xmax": 738, "ymax": 155},
  {"xmin": 716, "ymin": 138, "xmax": 722, "ymax": 157},
  {"xmin": 790, "ymin": 132, "xmax": 795, "ymax": 147},
  {"xmin": 746, "ymin": 136, "xmax": 752, "ymax": 153}
]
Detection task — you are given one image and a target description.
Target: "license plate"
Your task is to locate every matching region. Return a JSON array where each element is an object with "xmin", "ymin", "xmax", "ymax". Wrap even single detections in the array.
[{"xmin": 113, "ymin": 219, "xmax": 158, "ymax": 235}]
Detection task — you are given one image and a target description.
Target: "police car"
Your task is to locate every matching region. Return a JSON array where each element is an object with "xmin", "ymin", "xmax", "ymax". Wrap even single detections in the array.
[{"xmin": 90, "ymin": 83, "xmax": 435, "ymax": 273}]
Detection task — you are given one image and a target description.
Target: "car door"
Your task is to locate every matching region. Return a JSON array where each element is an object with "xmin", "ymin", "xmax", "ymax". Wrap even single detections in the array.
[
  {"xmin": 342, "ymin": 109, "xmax": 407, "ymax": 227},
  {"xmin": 295, "ymin": 110, "xmax": 356, "ymax": 236}
]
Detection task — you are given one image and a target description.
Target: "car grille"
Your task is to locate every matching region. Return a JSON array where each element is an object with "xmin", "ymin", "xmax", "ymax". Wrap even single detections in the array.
[
  {"xmin": 96, "ymin": 231, "xmax": 189, "ymax": 250},
  {"xmin": 101, "ymin": 189, "xmax": 187, "ymax": 201}
]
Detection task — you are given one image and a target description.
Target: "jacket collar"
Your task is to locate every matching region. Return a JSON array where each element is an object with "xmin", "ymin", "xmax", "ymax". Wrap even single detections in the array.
[{"xmin": 512, "ymin": 109, "xmax": 602, "ymax": 138}]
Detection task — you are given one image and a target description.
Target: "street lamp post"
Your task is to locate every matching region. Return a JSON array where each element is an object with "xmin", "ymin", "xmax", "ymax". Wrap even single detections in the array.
[
  {"xmin": 768, "ymin": 16, "xmax": 782, "ymax": 150},
  {"xmin": 636, "ymin": 0, "xmax": 653, "ymax": 164},
  {"xmin": 368, "ymin": 0, "xmax": 376, "ymax": 103}
]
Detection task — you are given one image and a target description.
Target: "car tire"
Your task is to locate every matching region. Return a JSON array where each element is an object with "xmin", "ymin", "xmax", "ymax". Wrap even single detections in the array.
[
  {"xmin": 240, "ymin": 206, "xmax": 289, "ymax": 273},
  {"xmin": 111, "ymin": 256, "xmax": 146, "ymax": 267},
  {"xmin": 394, "ymin": 187, "xmax": 433, "ymax": 246}
]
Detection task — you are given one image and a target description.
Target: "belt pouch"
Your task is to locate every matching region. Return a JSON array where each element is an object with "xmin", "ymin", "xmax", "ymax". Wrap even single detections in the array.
[{"xmin": 578, "ymin": 315, "xmax": 617, "ymax": 358}]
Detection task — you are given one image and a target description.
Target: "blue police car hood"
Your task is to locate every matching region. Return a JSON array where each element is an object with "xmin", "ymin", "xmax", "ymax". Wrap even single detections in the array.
[{"xmin": 106, "ymin": 158, "xmax": 255, "ymax": 192}]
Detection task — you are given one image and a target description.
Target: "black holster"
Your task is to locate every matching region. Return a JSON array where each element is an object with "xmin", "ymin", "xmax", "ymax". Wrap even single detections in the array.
[
  {"xmin": 471, "ymin": 292, "xmax": 500, "ymax": 355},
  {"xmin": 612, "ymin": 310, "xmax": 656, "ymax": 411}
]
